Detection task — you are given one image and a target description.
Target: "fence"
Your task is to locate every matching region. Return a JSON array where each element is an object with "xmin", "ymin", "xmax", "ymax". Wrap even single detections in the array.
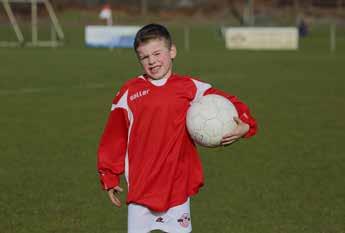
[{"xmin": 0, "ymin": 0, "xmax": 344, "ymax": 51}]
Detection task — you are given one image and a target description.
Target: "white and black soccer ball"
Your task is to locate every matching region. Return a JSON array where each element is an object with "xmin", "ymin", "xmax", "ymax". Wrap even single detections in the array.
[{"xmin": 186, "ymin": 94, "xmax": 238, "ymax": 147}]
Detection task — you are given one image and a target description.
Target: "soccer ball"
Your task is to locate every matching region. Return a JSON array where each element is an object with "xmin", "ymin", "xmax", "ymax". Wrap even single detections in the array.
[{"xmin": 186, "ymin": 94, "xmax": 238, "ymax": 147}]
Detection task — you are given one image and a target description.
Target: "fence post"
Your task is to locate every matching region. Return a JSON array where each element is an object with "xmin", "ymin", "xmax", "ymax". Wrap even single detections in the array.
[
  {"xmin": 141, "ymin": 0, "xmax": 147, "ymax": 16},
  {"xmin": 330, "ymin": 23, "xmax": 336, "ymax": 53},
  {"xmin": 337, "ymin": 0, "xmax": 342, "ymax": 13},
  {"xmin": 32, "ymin": 0, "xmax": 38, "ymax": 46}
]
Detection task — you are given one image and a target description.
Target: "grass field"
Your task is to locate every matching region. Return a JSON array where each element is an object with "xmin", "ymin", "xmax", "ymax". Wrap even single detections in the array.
[{"xmin": 1, "ymin": 15, "xmax": 345, "ymax": 233}]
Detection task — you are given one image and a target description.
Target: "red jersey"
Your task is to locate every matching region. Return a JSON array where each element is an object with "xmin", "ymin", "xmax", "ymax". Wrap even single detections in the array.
[{"xmin": 97, "ymin": 73, "xmax": 257, "ymax": 212}]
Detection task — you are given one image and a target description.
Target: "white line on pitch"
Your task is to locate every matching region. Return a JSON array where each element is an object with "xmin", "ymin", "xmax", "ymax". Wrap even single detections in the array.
[{"xmin": 0, "ymin": 83, "xmax": 108, "ymax": 95}]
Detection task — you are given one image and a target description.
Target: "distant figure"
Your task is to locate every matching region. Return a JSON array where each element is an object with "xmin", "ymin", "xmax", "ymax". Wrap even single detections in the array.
[
  {"xmin": 298, "ymin": 18, "xmax": 309, "ymax": 37},
  {"xmin": 99, "ymin": 4, "xmax": 112, "ymax": 26}
]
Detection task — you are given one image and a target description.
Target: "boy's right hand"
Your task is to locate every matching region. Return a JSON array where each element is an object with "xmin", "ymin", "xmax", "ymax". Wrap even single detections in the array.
[{"xmin": 107, "ymin": 186, "xmax": 123, "ymax": 207}]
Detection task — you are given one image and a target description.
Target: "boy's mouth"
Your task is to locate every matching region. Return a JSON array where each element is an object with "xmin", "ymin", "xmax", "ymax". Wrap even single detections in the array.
[{"xmin": 150, "ymin": 66, "xmax": 161, "ymax": 73}]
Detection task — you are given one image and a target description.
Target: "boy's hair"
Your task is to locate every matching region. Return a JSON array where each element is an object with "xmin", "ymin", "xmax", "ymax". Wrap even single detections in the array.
[{"xmin": 134, "ymin": 24, "xmax": 172, "ymax": 51}]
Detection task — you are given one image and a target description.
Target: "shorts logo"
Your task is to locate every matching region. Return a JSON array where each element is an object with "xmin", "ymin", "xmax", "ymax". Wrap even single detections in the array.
[
  {"xmin": 156, "ymin": 217, "xmax": 164, "ymax": 223},
  {"xmin": 177, "ymin": 213, "xmax": 190, "ymax": 228}
]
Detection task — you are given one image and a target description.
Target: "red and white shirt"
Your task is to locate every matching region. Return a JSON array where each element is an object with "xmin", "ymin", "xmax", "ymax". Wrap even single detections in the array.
[{"xmin": 97, "ymin": 73, "xmax": 257, "ymax": 212}]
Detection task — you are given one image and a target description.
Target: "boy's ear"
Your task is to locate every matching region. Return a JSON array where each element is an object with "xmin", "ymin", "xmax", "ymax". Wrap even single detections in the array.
[{"xmin": 170, "ymin": 44, "xmax": 177, "ymax": 59}]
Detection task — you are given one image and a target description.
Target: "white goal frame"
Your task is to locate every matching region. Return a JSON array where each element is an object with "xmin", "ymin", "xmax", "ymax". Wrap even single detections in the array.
[{"xmin": 0, "ymin": 0, "xmax": 64, "ymax": 47}]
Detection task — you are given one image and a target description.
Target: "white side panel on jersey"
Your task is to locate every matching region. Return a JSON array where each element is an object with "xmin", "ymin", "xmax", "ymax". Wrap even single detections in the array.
[
  {"xmin": 191, "ymin": 79, "xmax": 212, "ymax": 103},
  {"xmin": 138, "ymin": 75, "xmax": 145, "ymax": 80},
  {"xmin": 125, "ymin": 108, "xmax": 134, "ymax": 187},
  {"xmin": 111, "ymin": 90, "xmax": 129, "ymax": 111},
  {"xmin": 110, "ymin": 89, "xmax": 133, "ymax": 187}
]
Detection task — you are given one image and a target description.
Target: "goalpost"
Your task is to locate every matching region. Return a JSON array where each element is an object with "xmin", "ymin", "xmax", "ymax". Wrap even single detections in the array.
[{"xmin": 0, "ymin": 0, "xmax": 64, "ymax": 47}]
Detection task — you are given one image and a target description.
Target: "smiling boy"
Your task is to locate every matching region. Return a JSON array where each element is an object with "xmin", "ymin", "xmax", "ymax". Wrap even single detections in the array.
[{"xmin": 97, "ymin": 24, "xmax": 257, "ymax": 233}]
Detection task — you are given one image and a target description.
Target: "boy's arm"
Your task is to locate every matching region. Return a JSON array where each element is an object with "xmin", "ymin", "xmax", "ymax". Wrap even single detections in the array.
[
  {"xmin": 204, "ymin": 88, "xmax": 257, "ymax": 138},
  {"xmin": 97, "ymin": 92, "xmax": 129, "ymax": 190}
]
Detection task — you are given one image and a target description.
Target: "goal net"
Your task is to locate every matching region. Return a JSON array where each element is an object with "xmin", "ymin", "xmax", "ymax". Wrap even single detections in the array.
[{"xmin": 0, "ymin": 0, "xmax": 64, "ymax": 47}]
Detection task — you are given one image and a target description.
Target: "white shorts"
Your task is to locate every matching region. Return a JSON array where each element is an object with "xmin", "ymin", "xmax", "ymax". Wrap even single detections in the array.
[{"xmin": 127, "ymin": 198, "xmax": 192, "ymax": 233}]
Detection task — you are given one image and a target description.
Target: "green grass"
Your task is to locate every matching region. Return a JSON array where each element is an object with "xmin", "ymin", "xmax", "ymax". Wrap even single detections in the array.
[{"xmin": 1, "ymin": 16, "xmax": 345, "ymax": 233}]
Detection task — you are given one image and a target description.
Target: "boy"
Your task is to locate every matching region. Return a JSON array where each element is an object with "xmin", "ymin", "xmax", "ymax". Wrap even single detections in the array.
[{"xmin": 97, "ymin": 24, "xmax": 257, "ymax": 233}]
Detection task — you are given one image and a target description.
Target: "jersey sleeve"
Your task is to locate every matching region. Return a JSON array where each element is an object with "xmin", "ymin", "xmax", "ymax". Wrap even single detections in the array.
[
  {"xmin": 97, "ymin": 87, "xmax": 129, "ymax": 190},
  {"xmin": 204, "ymin": 87, "xmax": 257, "ymax": 138}
]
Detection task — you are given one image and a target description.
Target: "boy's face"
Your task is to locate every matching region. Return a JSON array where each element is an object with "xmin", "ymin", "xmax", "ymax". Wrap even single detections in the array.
[{"xmin": 136, "ymin": 38, "xmax": 176, "ymax": 80}]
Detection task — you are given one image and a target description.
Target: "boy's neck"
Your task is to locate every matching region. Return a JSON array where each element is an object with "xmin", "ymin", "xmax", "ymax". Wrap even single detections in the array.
[
  {"xmin": 146, "ymin": 73, "xmax": 174, "ymax": 86},
  {"xmin": 148, "ymin": 76, "xmax": 169, "ymax": 86}
]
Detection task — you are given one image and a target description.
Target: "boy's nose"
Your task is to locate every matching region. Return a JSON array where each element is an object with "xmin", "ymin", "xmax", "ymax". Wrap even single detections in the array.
[{"xmin": 148, "ymin": 56, "xmax": 156, "ymax": 65}]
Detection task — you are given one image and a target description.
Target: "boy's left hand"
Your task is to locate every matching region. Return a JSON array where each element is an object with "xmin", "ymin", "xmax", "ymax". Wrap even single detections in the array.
[{"xmin": 221, "ymin": 117, "xmax": 249, "ymax": 146}]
